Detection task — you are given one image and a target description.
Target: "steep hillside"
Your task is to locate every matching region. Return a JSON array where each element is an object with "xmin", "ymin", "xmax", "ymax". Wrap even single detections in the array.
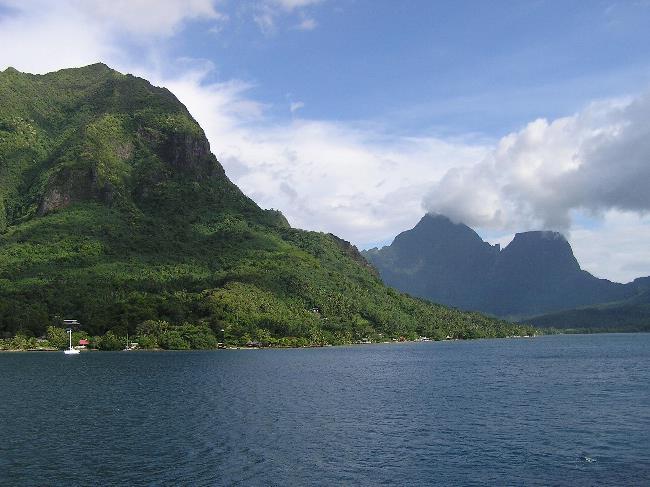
[
  {"xmin": 484, "ymin": 231, "xmax": 631, "ymax": 317},
  {"xmin": 364, "ymin": 214, "xmax": 637, "ymax": 321},
  {"xmin": 0, "ymin": 65, "xmax": 531, "ymax": 343},
  {"xmin": 363, "ymin": 214, "xmax": 499, "ymax": 310},
  {"xmin": 528, "ymin": 282, "xmax": 650, "ymax": 331}
]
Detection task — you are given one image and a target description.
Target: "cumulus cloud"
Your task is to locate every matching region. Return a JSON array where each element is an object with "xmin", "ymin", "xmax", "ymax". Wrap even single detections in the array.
[
  {"xmin": 0, "ymin": 1, "xmax": 115, "ymax": 73},
  {"xmin": 73, "ymin": 0, "xmax": 223, "ymax": 37},
  {"xmin": 0, "ymin": 0, "xmax": 224, "ymax": 73},
  {"xmin": 423, "ymin": 94, "xmax": 650, "ymax": 233},
  {"xmin": 0, "ymin": 0, "xmax": 222, "ymax": 37}
]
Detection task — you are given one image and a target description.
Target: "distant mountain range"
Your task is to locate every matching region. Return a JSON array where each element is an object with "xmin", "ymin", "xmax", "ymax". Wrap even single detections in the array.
[{"xmin": 363, "ymin": 214, "xmax": 650, "ymax": 329}]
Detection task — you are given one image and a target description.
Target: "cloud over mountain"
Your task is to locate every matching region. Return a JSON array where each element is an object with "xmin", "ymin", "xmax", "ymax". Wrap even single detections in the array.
[
  {"xmin": 423, "ymin": 94, "xmax": 650, "ymax": 232},
  {"xmin": 158, "ymin": 68, "xmax": 488, "ymax": 244}
]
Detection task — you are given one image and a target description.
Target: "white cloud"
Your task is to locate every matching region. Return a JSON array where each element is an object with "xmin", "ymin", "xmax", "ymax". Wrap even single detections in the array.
[
  {"xmin": 272, "ymin": 0, "xmax": 324, "ymax": 11},
  {"xmin": 423, "ymin": 95, "xmax": 650, "ymax": 233},
  {"xmin": 73, "ymin": 0, "xmax": 223, "ymax": 37},
  {"xmin": 290, "ymin": 101, "xmax": 305, "ymax": 113},
  {"xmin": 154, "ymin": 69, "xmax": 488, "ymax": 244},
  {"xmin": 0, "ymin": 1, "xmax": 115, "ymax": 73},
  {"xmin": 0, "ymin": 0, "xmax": 224, "ymax": 73},
  {"xmin": 1, "ymin": 0, "xmax": 222, "ymax": 37},
  {"xmin": 253, "ymin": 0, "xmax": 324, "ymax": 34},
  {"xmin": 253, "ymin": 8, "xmax": 277, "ymax": 35},
  {"xmin": 570, "ymin": 210, "xmax": 650, "ymax": 282},
  {"xmin": 295, "ymin": 17, "xmax": 317, "ymax": 30}
]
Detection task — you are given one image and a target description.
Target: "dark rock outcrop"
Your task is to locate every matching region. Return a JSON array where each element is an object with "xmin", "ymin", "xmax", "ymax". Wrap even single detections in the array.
[{"xmin": 329, "ymin": 233, "xmax": 379, "ymax": 277}]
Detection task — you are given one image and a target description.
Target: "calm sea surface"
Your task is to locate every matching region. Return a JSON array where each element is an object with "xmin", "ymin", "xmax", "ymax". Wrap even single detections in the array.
[{"xmin": 1, "ymin": 334, "xmax": 649, "ymax": 486}]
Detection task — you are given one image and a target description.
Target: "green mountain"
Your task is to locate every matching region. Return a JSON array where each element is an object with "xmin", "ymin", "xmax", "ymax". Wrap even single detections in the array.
[{"xmin": 0, "ymin": 64, "xmax": 532, "ymax": 344}]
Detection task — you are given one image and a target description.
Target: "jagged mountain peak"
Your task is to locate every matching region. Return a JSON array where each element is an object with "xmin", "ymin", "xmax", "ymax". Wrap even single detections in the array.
[
  {"xmin": 416, "ymin": 213, "xmax": 478, "ymax": 234},
  {"xmin": 391, "ymin": 213, "xmax": 496, "ymax": 254},
  {"xmin": 363, "ymin": 213, "xmax": 635, "ymax": 319},
  {"xmin": 500, "ymin": 230, "xmax": 579, "ymax": 273},
  {"xmin": 513, "ymin": 230, "xmax": 566, "ymax": 239}
]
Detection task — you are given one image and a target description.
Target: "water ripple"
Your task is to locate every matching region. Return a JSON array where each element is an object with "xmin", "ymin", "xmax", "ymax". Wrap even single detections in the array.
[{"xmin": 1, "ymin": 335, "xmax": 649, "ymax": 485}]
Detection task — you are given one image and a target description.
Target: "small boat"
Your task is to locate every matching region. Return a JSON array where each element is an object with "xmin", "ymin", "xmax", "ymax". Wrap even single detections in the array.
[
  {"xmin": 64, "ymin": 328, "xmax": 79, "ymax": 355},
  {"xmin": 123, "ymin": 332, "xmax": 133, "ymax": 351}
]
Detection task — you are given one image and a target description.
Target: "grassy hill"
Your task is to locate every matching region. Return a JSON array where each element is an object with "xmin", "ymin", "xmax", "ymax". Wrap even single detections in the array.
[{"xmin": 0, "ymin": 64, "xmax": 533, "ymax": 346}]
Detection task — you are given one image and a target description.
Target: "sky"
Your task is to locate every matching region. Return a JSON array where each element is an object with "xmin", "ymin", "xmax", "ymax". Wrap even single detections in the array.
[{"xmin": 1, "ymin": 0, "xmax": 650, "ymax": 282}]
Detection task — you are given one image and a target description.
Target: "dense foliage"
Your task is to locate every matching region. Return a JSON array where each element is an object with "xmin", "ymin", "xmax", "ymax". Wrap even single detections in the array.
[{"xmin": 0, "ymin": 64, "xmax": 535, "ymax": 346}]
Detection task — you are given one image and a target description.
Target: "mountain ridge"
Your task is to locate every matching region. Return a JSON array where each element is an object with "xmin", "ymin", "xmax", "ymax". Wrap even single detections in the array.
[
  {"xmin": 363, "ymin": 214, "xmax": 642, "ymax": 322},
  {"xmin": 0, "ymin": 65, "xmax": 532, "ymax": 343}
]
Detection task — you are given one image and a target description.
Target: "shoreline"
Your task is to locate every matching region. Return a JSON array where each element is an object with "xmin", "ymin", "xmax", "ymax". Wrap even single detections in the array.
[
  {"xmin": 1, "ymin": 334, "xmax": 538, "ymax": 352},
  {"xmin": 3, "ymin": 331, "xmax": 647, "ymax": 353}
]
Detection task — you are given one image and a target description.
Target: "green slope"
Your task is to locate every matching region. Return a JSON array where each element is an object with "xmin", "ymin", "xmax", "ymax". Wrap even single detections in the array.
[
  {"xmin": 526, "ymin": 290, "xmax": 650, "ymax": 332},
  {"xmin": 0, "ymin": 64, "xmax": 533, "ymax": 344}
]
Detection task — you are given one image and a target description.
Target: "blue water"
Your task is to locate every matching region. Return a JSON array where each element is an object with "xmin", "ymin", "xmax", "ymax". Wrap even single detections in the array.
[{"xmin": 1, "ymin": 334, "xmax": 649, "ymax": 486}]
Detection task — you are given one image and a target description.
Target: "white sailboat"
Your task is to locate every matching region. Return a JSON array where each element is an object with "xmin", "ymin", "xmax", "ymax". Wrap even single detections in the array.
[{"xmin": 63, "ymin": 328, "xmax": 80, "ymax": 355}]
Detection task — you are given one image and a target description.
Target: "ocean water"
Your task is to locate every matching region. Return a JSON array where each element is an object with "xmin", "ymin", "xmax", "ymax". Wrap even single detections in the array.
[{"xmin": 1, "ymin": 334, "xmax": 648, "ymax": 486}]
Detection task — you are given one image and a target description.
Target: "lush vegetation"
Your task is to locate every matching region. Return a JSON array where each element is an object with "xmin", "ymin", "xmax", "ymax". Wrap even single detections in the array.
[{"xmin": 0, "ymin": 64, "xmax": 535, "ymax": 348}]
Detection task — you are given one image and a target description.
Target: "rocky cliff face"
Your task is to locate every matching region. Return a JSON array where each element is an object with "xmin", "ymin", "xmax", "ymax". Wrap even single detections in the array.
[
  {"xmin": 1, "ymin": 63, "xmax": 236, "ymax": 223},
  {"xmin": 497, "ymin": 231, "xmax": 580, "ymax": 276},
  {"xmin": 363, "ymin": 214, "xmax": 637, "ymax": 319},
  {"xmin": 328, "ymin": 233, "xmax": 379, "ymax": 277},
  {"xmin": 364, "ymin": 214, "xmax": 499, "ymax": 309},
  {"xmin": 485, "ymin": 231, "xmax": 630, "ymax": 317}
]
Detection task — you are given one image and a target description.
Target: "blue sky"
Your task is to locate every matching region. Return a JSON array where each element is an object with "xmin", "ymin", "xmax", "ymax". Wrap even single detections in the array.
[
  {"xmin": 1, "ymin": 0, "xmax": 650, "ymax": 282},
  {"xmin": 169, "ymin": 1, "xmax": 650, "ymax": 135}
]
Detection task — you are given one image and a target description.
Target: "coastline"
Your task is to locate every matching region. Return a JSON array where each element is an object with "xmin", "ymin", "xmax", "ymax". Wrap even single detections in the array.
[{"xmin": 0, "ymin": 334, "xmax": 542, "ymax": 352}]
